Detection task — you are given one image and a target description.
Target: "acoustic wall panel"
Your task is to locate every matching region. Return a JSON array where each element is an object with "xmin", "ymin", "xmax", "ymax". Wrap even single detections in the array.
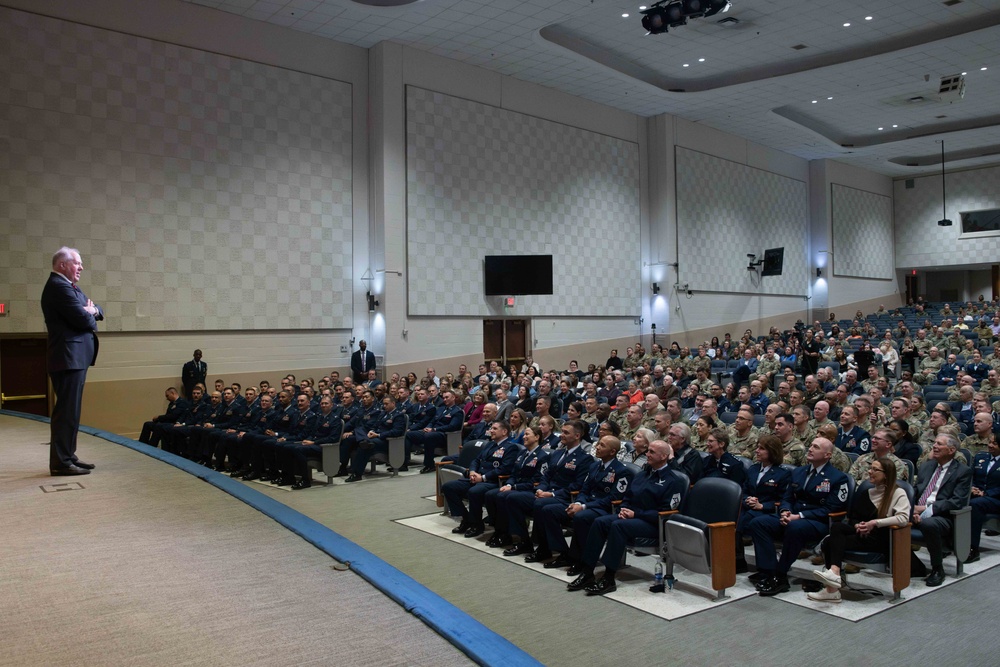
[
  {"xmin": 405, "ymin": 86, "xmax": 641, "ymax": 317},
  {"xmin": 831, "ymin": 184, "xmax": 893, "ymax": 279}
]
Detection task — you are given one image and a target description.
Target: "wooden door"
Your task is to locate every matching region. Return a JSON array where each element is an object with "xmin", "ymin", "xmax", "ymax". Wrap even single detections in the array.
[
  {"xmin": 0, "ymin": 337, "xmax": 50, "ymax": 416},
  {"xmin": 505, "ymin": 319, "xmax": 527, "ymax": 368},
  {"xmin": 483, "ymin": 320, "xmax": 504, "ymax": 365}
]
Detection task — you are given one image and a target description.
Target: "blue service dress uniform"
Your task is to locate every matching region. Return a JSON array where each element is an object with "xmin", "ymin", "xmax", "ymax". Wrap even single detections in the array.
[
  {"xmin": 347, "ymin": 407, "xmax": 406, "ymax": 477},
  {"xmin": 970, "ymin": 452, "xmax": 1000, "ymax": 551},
  {"xmin": 277, "ymin": 410, "xmax": 345, "ymax": 483},
  {"xmin": 406, "ymin": 404, "xmax": 464, "ymax": 469},
  {"xmin": 260, "ymin": 408, "xmax": 319, "ymax": 480},
  {"xmin": 736, "ymin": 464, "xmax": 792, "ymax": 550},
  {"xmin": 835, "ymin": 425, "xmax": 871, "ymax": 454},
  {"xmin": 441, "ymin": 438, "xmax": 520, "ymax": 525},
  {"xmin": 539, "ymin": 457, "xmax": 632, "ymax": 561},
  {"xmin": 139, "ymin": 397, "xmax": 189, "ymax": 444},
  {"xmin": 581, "ymin": 464, "xmax": 684, "ymax": 571},
  {"xmin": 702, "ymin": 451, "xmax": 748, "ymax": 485},
  {"xmin": 211, "ymin": 402, "xmax": 265, "ymax": 470},
  {"xmin": 498, "ymin": 445, "xmax": 594, "ymax": 546},
  {"xmin": 485, "ymin": 447, "xmax": 550, "ymax": 539},
  {"xmin": 749, "ymin": 463, "xmax": 849, "ymax": 577},
  {"xmin": 339, "ymin": 404, "xmax": 384, "ymax": 467}
]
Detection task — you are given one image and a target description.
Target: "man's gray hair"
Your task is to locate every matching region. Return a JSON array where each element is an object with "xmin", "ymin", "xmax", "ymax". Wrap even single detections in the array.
[{"xmin": 52, "ymin": 246, "xmax": 78, "ymax": 267}]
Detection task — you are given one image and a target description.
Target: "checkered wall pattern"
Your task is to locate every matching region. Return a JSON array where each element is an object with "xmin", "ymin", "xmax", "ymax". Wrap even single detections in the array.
[
  {"xmin": 0, "ymin": 8, "xmax": 354, "ymax": 333},
  {"xmin": 831, "ymin": 184, "xmax": 893, "ymax": 280},
  {"xmin": 894, "ymin": 163, "xmax": 1000, "ymax": 269},
  {"xmin": 405, "ymin": 86, "xmax": 641, "ymax": 317},
  {"xmin": 675, "ymin": 147, "xmax": 809, "ymax": 296}
]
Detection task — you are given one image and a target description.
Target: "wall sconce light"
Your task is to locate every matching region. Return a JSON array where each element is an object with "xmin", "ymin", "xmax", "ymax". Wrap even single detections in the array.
[
  {"xmin": 652, "ymin": 282, "xmax": 660, "ymax": 294},
  {"xmin": 816, "ymin": 268, "xmax": 822, "ymax": 278},
  {"xmin": 366, "ymin": 291, "xmax": 379, "ymax": 312}
]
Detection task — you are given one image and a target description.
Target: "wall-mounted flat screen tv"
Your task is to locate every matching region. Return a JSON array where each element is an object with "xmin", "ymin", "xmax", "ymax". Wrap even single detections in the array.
[{"xmin": 484, "ymin": 255, "xmax": 553, "ymax": 295}]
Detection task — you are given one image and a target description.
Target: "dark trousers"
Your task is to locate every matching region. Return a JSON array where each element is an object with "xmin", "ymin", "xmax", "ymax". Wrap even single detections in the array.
[
  {"xmin": 407, "ymin": 431, "xmax": 448, "ymax": 468},
  {"xmin": 914, "ymin": 515, "xmax": 952, "ymax": 570},
  {"xmin": 749, "ymin": 515, "xmax": 828, "ymax": 576},
  {"xmin": 49, "ymin": 368, "xmax": 87, "ymax": 469},
  {"xmin": 821, "ymin": 521, "xmax": 890, "ymax": 568},
  {"xmin": 442, "ymin": 478, "xmax": 497, "ymax": 521},
  {"xmin": 971, "ymin": 496, "xmax": 1000, "ymax": 550},
  {"xmin": 485, "ymin": 488, "xmax": 516, "ymax": 534},
  {"xmin": 582, "ymin": 514, "xmax": 658, "ymax": 572}
]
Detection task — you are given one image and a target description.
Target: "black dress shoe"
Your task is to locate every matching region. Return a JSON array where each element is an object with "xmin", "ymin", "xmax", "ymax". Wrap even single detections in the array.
[
  {"xmin": 757, "ymin": 576, "xmax": 790, "ymax": 596},
  {"xmin": 503, "ymin": 543, "xmax": 533, "ymax": 557},
  {"xmin": 345, "ymin": 474, "xmax": 362, "ymax": 483},
  {"xmin": 276, "ymin": 477, "xmax": 296, "ymax": 487},
  {"xmin": 51, "ymin": 465, "xmax": 90, "ymax": 476},
  {"xmin": 966, "ymin": 549, "xmax": 981, "ymax": 564},
  {"xmin": 925, "ymin": 569, "xmax": 946, "ymax": 587},
  {"xmin": 243, "ymin": 471, "xmax": 261, "ymax": 481},
  {"xmin": 333, "ymin": 465, "xmax": 349, "ymax": 478},
  {"xmin": 524, "ymin": 550, "xmax": 552, "ymax": 563},
  {"xmin": 420, "ymin": 466, "xmax": 436, "ymax": 474},
  {"xmin": 396, "ymin": 465, "xmax": 409, "ymax": 472},
  {"xmin": 231, "ymin": 468, "xmax": 249, "ymax": 478},
  {"xmin": 291, "ymin": 479, "xmax": 312, "ymax": 490},
  {"xmin": 72, "ymin": 460, "xmax": 96, "ymax": 470},
  {"xmin": 585, "ymin": 575, "xmax": 617, "ymax": 596},
  {"xmin": 464, "ymin": 524, "xmax": 485, "ymax": 538},
  {"xmin": 567, "ymin": 572, "xmax": 595, "ymax": 591},
  {"xmin": 486, "ymin": 534, "xmax": 511, "ymax": 548},
  {"xmin": 748, "ymin": 571, "xmax": 769, "ymax": 584},
  {"xmin": 566, "ymin": 563, "xmax": 585, "ymax": 577},
  {"xmin": 735, "ymin": 560, "xmax": 749, "ymax": 574},
  {"xmin": 452, "ymin": 521, "xmax": 471, "ymax": 534},
  {"xmin": 544, "ymin": 556, "xmax": 574, "ymax": 569}
]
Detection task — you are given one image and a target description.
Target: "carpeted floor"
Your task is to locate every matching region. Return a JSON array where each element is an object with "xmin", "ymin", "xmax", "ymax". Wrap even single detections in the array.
[{"xmin": 0, "ymin": 415, "xmax": 473, "ymax": 667}]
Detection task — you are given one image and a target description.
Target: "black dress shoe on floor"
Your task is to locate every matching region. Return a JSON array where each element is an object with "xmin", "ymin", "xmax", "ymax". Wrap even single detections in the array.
[
  {"xmin": 72, "ymin": 460, "xmax": 96, "ymax": 470},
  {"xmin": 452, "ymin": 521, "xmax": 471, "ymax": 534},
  {"xmin": 566, "ymin": 563, "xmax": 585, "ymax": 577},
  {"xmin": 51, "ymin": 465, "xmax": 90, "ymax": 476},
  {"xmin": 748, "ymin": 571, "xmax": 769, "ymax": 584},
  {"xmin": 464, "ymin": 524, "xmax": 485, "ymax": 538},
  {"xmin": 585, "ymin": 576, "xmax": 617, "ymax": 596},
  {"xmin": 243, "ymin": 471, "xmax": 261, "ymax": 481},
  {"xmin": 344, "ymin": 474, "xmax": 362, "ymax": 483},
  {"xmin": 420, "ymin": 466, "xmax": 436, "ymax": 474},
  {"xmin": 966, "ymin": 549, "xmax": 981, "ymax": 564},
  {"xmin": 291, "ymin": 479, "xmax": 312, "ymax": 490},
  {"xmin": 544, "ymin": 556, "xmax": 573, "ymax": 569},
  {"xmin": 333, "ymin": 465, "xmax": 349, "ymax": 478},
  {"xmin": 735, "ymin": 560, "xmax": 749, "ymax": 574},
  {"xmin": 524, "ymin": 550, "xmax": 552, "ymax": 564},
  {"xmin": 757, "ymin": 576, "xmax": 790, "ymax": 596},
  {"xmin": 925, "ymin": 569, "xmax": 946, "ymax": 587},
  {"xmin": 486, "ymin": 534, "xmax": 511, "ymax": 548},
  {"xmin": 503, "ymin": 543, "xmax": 534, "ymax": 557},
  {"xmin": 567, "ymin": 573, "xmax": 596, "ymax": 591}
]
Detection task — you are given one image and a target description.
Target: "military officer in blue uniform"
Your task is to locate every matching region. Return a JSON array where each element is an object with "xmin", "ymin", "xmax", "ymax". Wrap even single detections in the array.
[
  {"xmin": 749, "ymin": 436, "xmax": 850, "ymax": 595},
  {"xmin": 276, "ymin": 395, "xmax": 345, "ymax": 490},
  {"xmin": 499, "ymin": 420, "xmax": 594, "ymax": 561},
  {"xmin": 969, "ymin": 436, "xmax": 1000, "ymax": 562},
  {"xmin": 211, "ymin": 392, "xmax": 270, "ymax": 472},
  {"xmin": 139, "ymin": 387, "xmax": 189, "ymax": 445},
  {"xmin": 407, "ymin": 388, "xmax": 438, "ymax": 431},
  {"xmin": 186, "ymin": 387, "xmax": 246, "ymax": 464},
  {"xmin": 443, "ymin": 419, "xmax": 520, "ymax": 536},
  {"xmin": 256, "ymin": 393, "xmax": 318, "ymax": 485},
  {"xmin": 567, "ymin": 439, "xmax": 683, "ymax": 595},
  {"xmin": 834, "ymin": 405, "xmax": 871, "ymax": 454},
  {"xmin": 150, "ymin": 386, "xmax": 206, "ymax": 450},
  {"xmin": 539, "ymin": 435, "xmax": 631, "ymax": 571},
  {"xmin": 406, "ymin": 389, "xmax": 465, "ymax": 473},
  {"xmin": 242, "ymin": 390, "xmax": 299, "ymax": 480},
  {"xmin": 702, "ymin": 428, "xmax": 747, "ymax": 485},
  {"xmin": 344, "ymin": 395, "xmax": 407, "ymax": 483},
  {"xmin": 736, "ymin": 435, "xmax": 792, "ymax": 574},
  {"xmin": 485, "ymin": 426, "xmax": 550, "ymax": 549},
  {"xmin": 162, "ymin": 390, "xmax": 220, "ymax": 455},
  {"xmin": 230, "ymin": 394, "xmax": 280, "ymax": 477},
  {"xmin": 335, "ymin": 390, "xmax": 382, "ymax": 476}
]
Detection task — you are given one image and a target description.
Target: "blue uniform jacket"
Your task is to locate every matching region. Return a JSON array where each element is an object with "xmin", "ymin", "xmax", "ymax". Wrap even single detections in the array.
[
  {"xmin": 282, "ymin": 409, "xmax": 318, "ymax": 440},
  {"xmin": 212, "ymin": 400, "xmax": 246, "ymax": 429},
  {"xmin": 428, "ymin": 405, "xmax": 464, "ymax": 433},
  {"xmin": 409, "ymin": 403, "xmax": 438, "ymax": 430},
  {"xmin": 469, "ymin": 438, "xmax": 519, "ymax": 483},
  {"xmin": 972, "ymin": 453, "xmax": 1000, "ymax": 497},
  {"xmin": 372, "ymin": 407, "xmax": 406, "ymax": 441},
  {"xmin": 742, "ymin": 464, "xmax": 792, "ymax": 512},
  {"xmin": 507, "ymin": 447, "xmax": 550, "ymax": 491},
  {"xmin": 780, "ymin": 464, "xmax": 850, "ymax": 521},
  {"xmin": 703, "ymin": 451, "xmax": 747, "ymax": 485},
  {"xmin": 179, "ymin": 400, "xmax": 213, "ymax": 425},
  {"xmin": 272, "ymin": 404, "xmax": 300, "ymax": 436},
  {"xmin": 537, "ymin": 446, "xmax": 593, "ymax": 500},
  {"xmin": 577, "ymin": 458, "xmax": 632, "ymax": 513},
  {"xmin": 311, "ymin": 412, "xmax": 345, "ymax": 445},
  {"xmin": 352, "ymin": 406, "xmax": 384, "ymax": 439},
  {"xmin": 622, "ymin": 465, "xmax": 684, "ymax": 524},
  {"xmin": 835, "ymin": 425, "xmax": 871, "ymax": 454},
  {"xmin": 157, "ymin": 398, "xmax": 190, "ymax": 423}
]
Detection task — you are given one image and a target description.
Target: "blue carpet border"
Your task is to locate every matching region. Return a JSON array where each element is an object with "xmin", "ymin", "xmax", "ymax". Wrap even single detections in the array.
[{"xmin": 2, "ymin": 410, "xmax": 542, "ymax": 667}]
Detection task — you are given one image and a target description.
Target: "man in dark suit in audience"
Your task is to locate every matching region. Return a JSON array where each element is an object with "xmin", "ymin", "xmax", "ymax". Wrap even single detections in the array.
[
  {"xmin": 351, "ymin": 340, "xmax": 376, "ymax": 383},
  {"xmin": 911, "ymin": 433, "xmax": 972, "ymax": 586},
  {"xmin": 41, "ymin": 247, "xmax": 104, "ymax": 475}
]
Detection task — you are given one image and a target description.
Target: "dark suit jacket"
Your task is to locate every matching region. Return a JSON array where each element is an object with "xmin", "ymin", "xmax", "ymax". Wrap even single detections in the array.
[
  {"xmin": 40, "ymin": 272, "xmax": 104, "ymax": 372},
  {"xmin": 915, "ymin": 459, "xmax": 972, "ymax": 516},
  {"xmin": 351, "ymin": 349, "xmax": 376, "ymax": 382}
]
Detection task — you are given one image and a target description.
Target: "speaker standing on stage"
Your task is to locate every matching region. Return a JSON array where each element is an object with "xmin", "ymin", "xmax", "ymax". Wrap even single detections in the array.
[{"xmin": 40, "ymin": 247, "xmax": 104, "ymax": 476}]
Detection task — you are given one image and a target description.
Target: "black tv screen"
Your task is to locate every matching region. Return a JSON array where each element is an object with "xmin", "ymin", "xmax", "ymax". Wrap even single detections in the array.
[
  {"xmin": 484, "ymin": 255, "xmax": 553, "ymax": 295},
  {"xmin": 761, "ymin": 247, "xmax": 784, "ymax": 277}
]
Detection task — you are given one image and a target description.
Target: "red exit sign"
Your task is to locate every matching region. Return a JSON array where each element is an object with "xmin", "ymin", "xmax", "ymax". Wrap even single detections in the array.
[{"xmin": 0, "ymin": 302, "xmax": 7, "ymax": 316}]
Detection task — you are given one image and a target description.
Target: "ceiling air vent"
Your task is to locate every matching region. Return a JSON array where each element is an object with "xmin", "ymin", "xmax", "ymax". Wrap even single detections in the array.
[
  {"xmin": 791, "ymin": 44, "xmax": 808, "ymax": 50},
  {"xmin": 943, "ymin": 0, "xmax": 963, "ymax": 6},
  {"xmin": 717, "ymin": 16, "xmax": 740, "ymax": 25},
  {"xmin": 938, "ymin": 73, "xmax": 966, "ymax": 103}
]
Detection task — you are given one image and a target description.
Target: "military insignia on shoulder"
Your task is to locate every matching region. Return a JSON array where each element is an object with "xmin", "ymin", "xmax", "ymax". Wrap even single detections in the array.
[
  {"xmin": 617, "ymin": 478, "xmax": 628, "ymax": 493},
  {"xmin": 837, "ymin": 484, "xmax": 849, "ymax": 502},
  {"xmin": 670, "ymin": 493, "xmax": 681, "ymax": 510}
]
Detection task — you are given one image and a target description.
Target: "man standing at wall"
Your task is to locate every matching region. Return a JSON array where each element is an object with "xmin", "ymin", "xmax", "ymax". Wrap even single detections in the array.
[
  {"xmin": 351, "ymin": 340, "xmax": 376, "ymax": 383},
  {"xmin": 41, "ymin": 247, "xmax": 104, "ymax": 476},
  {"xmin": 181, "ymin": 349, "xmax": 207, "ymax": 399}
]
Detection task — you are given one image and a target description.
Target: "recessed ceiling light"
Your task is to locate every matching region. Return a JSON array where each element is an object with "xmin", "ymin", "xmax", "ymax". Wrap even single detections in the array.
[
  {"xmin": 962, "ymin": 71, "xmax": 968, "ymax": 75},
  {"xmin": 865, "ymin": 16, "xmax": 873, "ymax": 21},
  {"xmin": 698, "ymin": 58, "xmax": 705, "ymax": 62},
  {"xmin": 892, "ymin": 124, "xmax": 898, "ymax": 128},
  {"xmin": 878, "ymin": 127, "xmax": 884, "ymax": 131},
  {"xmin": 827, "ymin": 96, "xmax": 833, "ymax": 100},
  {"xmin": 639, "ymin": 5, "xmax": 647, "ymax": 9},
  {"xmin": 811, "ymin": 100, "xmax": 818, "ymax": 104},
  {"xmin": 683, "ymin": 63, "xmax": 690, "ymax": 67},
  {"xmin": 622, "ymin": 13, "xmax": 629, "ymax": 17},
  {"xmin": 982, "ymin": 66, "xmax": 988, "ymax": 71},
  {"xmin": 843, "ymin": 22, "xmax": 851, "ymax": 27}
]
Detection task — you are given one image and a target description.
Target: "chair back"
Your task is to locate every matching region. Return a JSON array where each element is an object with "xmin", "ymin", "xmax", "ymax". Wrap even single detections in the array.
[
  {"xmin": 457, "ymin": 439, "xmax": 488, "ymax": 467},
  {"xmin": 681, "ymin": 477, "xmax": 742, "ymax": 525}
]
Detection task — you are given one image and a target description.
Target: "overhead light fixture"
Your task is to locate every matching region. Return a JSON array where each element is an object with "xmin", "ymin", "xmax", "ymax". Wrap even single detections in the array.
[
  {"xmin": 937, "ymin": 140, "xmax": 953, "ymax": 227},
  {"xmin": 641, "ymin": 0, "xmax": 730, "ymax": 34}
]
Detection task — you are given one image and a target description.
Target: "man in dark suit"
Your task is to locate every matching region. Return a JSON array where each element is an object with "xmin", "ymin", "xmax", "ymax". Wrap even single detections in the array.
[
  {"xmin": 912, "ymin": 433, "xmax": 973, "ymax": 586},
  {"xmin": 40, "ymin": 247, "xmax": 104, "ymax": 475},
  {"xmin": 181, "ymin": 349, "xmax": 207, "ymax": 398},
  {"xmin": 351, "ymin": 340, "xmax": 376, "ymax": 383}
]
